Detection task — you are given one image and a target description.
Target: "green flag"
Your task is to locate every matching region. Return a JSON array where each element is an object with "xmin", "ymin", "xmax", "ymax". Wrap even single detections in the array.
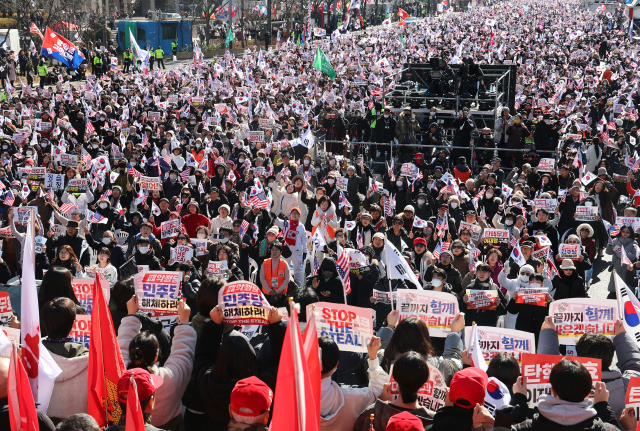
[
  {"xmin": 225, "ymin": 27, "xmax": 235, "ymax": 47},
  {"xmin": 400, "ymin": 34, "xmax": 405, "ymax": 47},
  {"xmin": 312, "ymin": 47, "xmax": 336, "ymax": 80}
]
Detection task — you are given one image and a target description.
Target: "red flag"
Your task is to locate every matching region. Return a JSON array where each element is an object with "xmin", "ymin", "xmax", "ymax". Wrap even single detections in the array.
[
  {"xmin": 125, "ymin": 376, "xmax": 146, "ymax": 431},
  {"xmin": 30, "ymin": 22, "xmax": 44, "ymax": 40},
  {"xmin": 8, "ymin": 343, "xmax": 40, "ymax": 431},
  {"xmin": 398, "ymin": 7, "xmax": 410, "ymax": 20},
  {"xmin": 269, "ymin": 303, "xmax": 320, "ymax": 431},
  {"xmin": 302, "ymin": 308, "xmax": 321, "ymax": 429},
  {"xmin": 87, "ymin": 276, "xmax": 126, "ymax": 427}
]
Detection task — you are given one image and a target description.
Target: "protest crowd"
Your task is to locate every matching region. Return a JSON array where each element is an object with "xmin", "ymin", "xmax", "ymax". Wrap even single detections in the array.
[{"xmin": 5, "ymin": 0, "xmax": 640, "ymax": 430}]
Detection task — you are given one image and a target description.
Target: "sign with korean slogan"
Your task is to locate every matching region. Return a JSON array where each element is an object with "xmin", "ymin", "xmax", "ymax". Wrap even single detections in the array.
[
  {"xmin": 191, "ymin": 238, "xmax": 208, "ymax": 256},
  {"xmin": 171, "ymin": 245, "xmax": 193, "ymax": 263},
  {"xmin": 534, "ymin": 199, "xmax": 557, "ymax": 212},
  {"xmin": 139, "ymin": 176, "xmax": 161, "ymax": 190},
  {"xmin": 537, "ymin": 158, "xmax": 555, "ymax": 172},
  {"xmin": 516, "ymin": 288, "xmax": 549, "ymax": 306},
  {"xmin": 549, "ymin": 298, "xmax": 617, "ymax": 345},
  {"xmin": 388, "ymin": 362, "xmax": 447, "ymax": 414},
  {"xmin": 625, "ymin": 376, "xmax": 640, "ymax": 419},
  {"xmin": 575, "ymin": 206, "xmax": 598, "ymax": 221},
  {"xmin": 559, "ymin": 244, "xmax": 581, "ymax": 260},
  {"xmin": 247, "ymin": 131, "xmax": 265, "ymax": 143},
  {"xmin": 0, "ymin": 292, "xmax": 13, "ymax": 326},
  {"xmin": 134, "ymin": 271, "xmax": 183, "ymax": 314},
  {"xmin": 206, "ymin": 261, "xmax": 229, "ymax": 278},
  {"xmin": 70, "ymin": 315, "xmax": 91, "ymax": 349},
  {"xmin": 66, "ymin": 178, "xmax": 88, "ymax": 193},
  {"xmin": 72, "ymin": 278, "xmax": 111, "ymax": 314},
  {"xmin": 465, "ymin": 290, "xmax": 500, "ymax": 310},
  {"xmin": 307, "ymin": 302, "xmax": 374, "ymax": 353},
  {"xmin": 397, "ymin": 290, "xmax": 459, "ymax": 337},
  {"xmin": 372, "ymin": 290, "xmax": 397, "ymax": 304},
  {"xmin": 464, "ymin": 326, "xmax": 535, "ymax": 364},
  {"xmin": 400, "ymin": 163, "xmax": 416, "ymax": 176},
  {"xmin": 218, "ymin": 281, "xmax": 271, "ymax": 326},
  {"xmin": 482, "ymin": 229, "xmax": 509, "ymax": 247},
  {"xmin": 13, "ymin": 206, "xmax": 38, "ymax": 226},
  {"xmin": 45, "ymin": 173, "xmax": 64, "ymax": 190},
  {"xmin": 61, "ymin": 153, "xmax": 78, "ymax": 168},
  {"xmin": 520, "ymin": 353, "xmax": 601, "ymax": 406},
  {"xmin": 160, "ymin": 220, "xmax": 181, "ymax": 239}
]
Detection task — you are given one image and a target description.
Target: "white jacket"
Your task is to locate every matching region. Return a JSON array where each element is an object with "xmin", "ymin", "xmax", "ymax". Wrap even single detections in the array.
[
  {"xmin": 118, "ymin": 316, "xmax": 197, "ymax": 428},
  {"xmin": 584, "ymin": 144, "xmax": 602, "ymax": 176},
  {"xmin": 275, "ymin": 218, "xmax": 307, "ymax": 252},
  {"xmin": 271, "ymin": 178, "xmax": 299, "ymax": 216},
  {"xmin": 498, "ymin": 269, "xmax": 553, "ymax": 294},
  {"xmin": 46, "ymin": 352, "xmax": 89, "ymax": 419},
  {"xmin": 210, "ymin": 215, "xmax": 233, "ymax": 233},
  {"xmin": 62, "ymin": 189, "xmax": 95, "ymax": 212},
  {"xmin": 320, "ymin": 358, "xmax": 388, "ymax": 431},
  {"xmin": 311, "ymin": 203, "xmax": 340, "ymax": 242}
]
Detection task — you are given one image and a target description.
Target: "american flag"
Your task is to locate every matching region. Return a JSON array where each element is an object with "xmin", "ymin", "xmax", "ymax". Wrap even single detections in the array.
[
  {"xmin": 81, "ymin": 147, "xmax": 92, "ymax": 166},
  {"xmin": 312, "ymin": 255, "xmax": 320, "ymax": 275},
  {"xmin": 91, "ymin": 212, "xmax": 108, "ymax": 224},
  {"xmin": 163, "ymin": 154, "xmax": 172, "ymax": 165},
  {"xmin": 101, "ymin": 190, "xmax": 112, "ymax": 200},
  {"xmin": 47, "ymin": 188, "xmax": 55, "ymax": 202},
  {"xmin": 142, "ymin": 134, "xmax": 150, "ymax": 147},
  {"xmin": 546, "ymin": 258, "xmax": 559, "ymax": 279},
  {"xmin": 610, "ymin": 224, "xmax": 621, "ymax": 237},
  {"xmin": 59, "ymin": 203, "xmax": 77, "ymax": 214},
  {"xmin": 3, "ymin": 190, "xmax": 15, "ymax": 206},
  {"xmin": 239, "ymin": 219, "xmax": 250, "ymax": 236},
  {"xmin": 620, "ymin": 249, "xmax": 633, "ymax": 266},
  {"xmin": 607, "ymin": 121, "xmax": 616, "ymax": 130},
  {"xmin": 199, "ymin": 157, "xmax": 209, "ymax": 171},
  {"xmin": 383, "ymin": 196, "xmax": 394, "ymax": 217},
  {"xmin": 128, "ymin": 163, "xmax": 142, "ymax": 180},
  {"xmin": 436, "ymin": 215, "xmax": 448, "ymax": 238},
  {"xmin": 433, "ymin": 241, "xmax": 443, "ymax": 260},
  {"xmin": 468, "ymin": 250, "xmax": 476, "ymax": 273},
  {"xmin": 86, "ymin": 121, "xmax": 95, "ymax": 135},
  {"xmin": 178, "ymin": 222, "xmax": 187, "ymax": 235},
  {"xmin": 180, "ymin": 169, "xmax": 190, "ymax": 183},
  {"xmin": 509, "ymin": 233, "xmax": 517, "ymax": 248},
  {"xmin": 335, "ymin": 242, "xmax": 351, "ymax": 295}
]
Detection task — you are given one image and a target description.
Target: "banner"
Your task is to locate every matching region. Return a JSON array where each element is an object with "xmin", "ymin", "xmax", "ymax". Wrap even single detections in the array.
[
  {"xmin": 134, "ymin": 271, "xmax": 183, "ymax": 313},
  {"xmin": 616, "ymin": 216, "xmax": 640, "ymax": 232},
  {"xmin": 388, "ymin": 362, "xmax": 447, "ymax": 414},
  {"xmin": 67, "ymin": 178, "xmax": 88, "ymax": 193},
  {"xmin": 521, "ymin": 353, "xmax": 601, "ymax": 406},
  {"xmin": 532, "ymin": 246, "xmax": 550, "ymax": 262},
  {"xmin": 397, "ymin": 289, "xmax": 459, "ymax": 337},
  {"xmin": 44, "ymin": 173, "xmax": 64, "ymax": 190},
  {"xmin": 559, "ymin": 244, "xmax": 581, "ymax": 260},
  {"xmin": 218, "ymin": 281, "xmax": 271, "ymax": 325},
  {"xmin": 459, "ymin": 222, "xmax": 482, "ymax": 242},
  {"xmin": 549, "ymin": 298, "xmax": 618, "ymax": 345},
  {"xmin": 515, "ymin": 288, "xmax": 549, "ymax": 306},
  {"xmin": 537, "ymin": 158, "xmax": 555, "ymax": 172},
  {"xmin": 60, "ymin": 154, "xmax": 78, "ymax": 167},
  {"xmin": 482, "ymin": 229, "xmax": 510, "ymax": 247},
  {"xmin": 0, "ymin": 292, "xmax": 12, "ymax": 325},
  {"xmin": 160, "ymin": 220, "xmax": 181, "ymax": 239},
  {"xmin": 70, "ymin": 315, "xmax": 91, "ymax": 349},
  {"xmin": 307, "ymin": 302, "xmax": 374, "ymax": 353},
  {"xmin": 206, "ymin": 261, "xmax": 229, "ymax": 278},
  {"xmin": 72, "ymin": 278, "xmax": 111, "ymax": 314},
  {"xmin": 247, "ymin": 131, "xmax": 265, "ymax": 142},
  {"xmin": 465, "ymin": 290, "xmax": 500, "ymax": 310},
  {"xmin": 575, "ymin": 206, "xmax": 598, "ymax": 221},
  {"xmin": 139, "ymin": 176, "xmax": 161, "ymax": 190},
  {"xmin": 372, "ymin": 290, "xmax": 397, "ymax": 304},
  {"xmin": 534, "ymin": 199, "xmax": 557, "ymax": 212},
  {"xmin": 13, "ymin": 206, "xmax": 38, "ymax": 225},
  {"xmin": 464, "ymin": 326, "xmax": 534, "ymax": 364},
  {"xmin": 171, "ymin": 245, "xmax": 193, "ymax": 263},
  {"xmin": 41, "ymin": 27, "xmax": 85, "ymax": 70}
]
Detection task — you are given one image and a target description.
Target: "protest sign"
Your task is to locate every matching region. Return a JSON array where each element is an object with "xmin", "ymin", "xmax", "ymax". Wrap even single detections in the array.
[
  {"xmin": 559, "ymin": 244, "xmax": 581, "ymax": 260},
  {"xmin": 72, "ymin": 278, "xmax": 111, "ymax": 314},
  {"xmin": 0, "ymin": 327, "xmax": 20, "ymax": 358},
  {"xmin": 146, "ymin": 311, "xmax": 179, "ymax": 330},
  {"xmin": 70, "ymin": 315, "xmax": 91, "ymax": 349},
  {"xmin": 482, "ymin": 229, "xmax": 509, "ymax": 247},
  {"xmin": 534, "ymin": 199, "xmax": 557, "ymax": 212},
  {"xmin": 60, "ymin": 153, "xmax": 78, "ymax": 167},
  {"xmin": 575, "ymin": 206, "xmax": 598, "ymax": 221},
  {"xmin": 515, "ymin": 288, "xmax": 549, "ymax": 306},
  {"xmin": 160, "ymin": 219, "xmax": 181, "ymax": 239},
  {"xmin": 520, "ymin": 353, "xmax": 601, "ymax": 406},
  {"xmin": 45, "ymin": 173, "xmax": 64, "ymax": 190},
  {"xmin": 35, "ymin": 236, "xmax": 47, "ymax": 254},
  {"xmin": 247, "ymin": 131, "xmax": 265, "ymax": 143},
  {"xmin": 307, "ymin": 302, "xmax": 374, "ymax": 353},
  {"xmin": 347, "ymin": 249, "xmax": 369, "ymax": 274},
  {"xmin": 147, "ymin": 111, "xmax": 161, "ymax": 120},
  {"xmin": 549, "ymin": 298, "xmax": 617, "ymax": 345},
  {"xmin": 372, "ymin": 290, "xmax": 397, "ymax": 304},
  {"xmin": 0, "ymin": 292, "xmax": 12, "ymax": 326},
  {"xmin": 13, "ymin": 206, "xmax": 38, "ymax": 225},
  {"xmin": 171, "ymin": 245, "xmax": 193, "ymax": 263},
  {"xmin": 192, "ymin": 96, "xmax": 205, "ymax": 106},
  {"xmin": 616, "ymin": 217, "xmax": 640, "ymax": 231},
  {"xmin": 191, "ymin": 238, "xmax": 208, "ymax": 256},
  {"xmin": 625, "ymin": 376, "xmax": 640, "ymax": 419},
  {"xmin": 397, "ymin": 289, "xmax": 459, "ymax": 337},
  {"xmin": 137, "ymin": 265, "xmax": 149, "ymax": 273},
  {"xmin": 28, "ymin": 168, "xmax": 46, "ymax": 187},
  {"xmin": 532, "ymin": 246, "xmax": 550, "ymax": 262},
  {"xmin": 459, "ymin": 222, "xmax": 482, "ymax": 242},
  {"xmin": 66, "ymin": 178, "xmax": 88, "ymax": 193},
  {"xmin": 463, "ymin": 326, "xmax": 535, "ymax": 364},
  {"xmin": 206, "ymin": 261, "xmax": 229, "ymax": 278},
  {"xmin": 400, "ymin": 163, "xmax": 416, "ymax": 176},
  {"xmin": 465, "ymin": 290, "xmax": 500, "ymax": 310},
  {"xmin": 139, "ymin": 176, "xmax": 161, "ymax": 190},
  {"xmin": 134, "ymin": 271, "xmax": 183, "ymax": 313},
  {"xmin": 218, "ymin": 280, "xmax": 271, "ymax": 325},
  {"xmin": 537, "ymin": 158, "xmax": 555, "ymax": 172},
  {"xmin": 388, "ymin": 362, "xmax": 447, "ymax": 414}
]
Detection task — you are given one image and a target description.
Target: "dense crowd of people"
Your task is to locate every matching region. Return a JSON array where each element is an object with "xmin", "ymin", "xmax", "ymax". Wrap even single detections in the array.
[{"xmin": 1, "ymin": 0, "xmax": 640, "ymax": 429}]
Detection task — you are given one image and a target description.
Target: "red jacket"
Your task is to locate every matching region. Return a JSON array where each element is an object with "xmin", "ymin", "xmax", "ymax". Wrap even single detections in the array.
[
  {"xmin": 627, "ymin": 182, "xmax": 640, "ymax": 207},
  {"xmin": 181, "ymin": 213, "xmax": 210, "ymax": 238}
]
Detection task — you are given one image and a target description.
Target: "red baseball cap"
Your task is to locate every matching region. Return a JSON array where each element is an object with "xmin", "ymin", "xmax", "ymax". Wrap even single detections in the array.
[
  {"xmin": 117, "ymin": 369, "xmax": 164, "ymax": 403},
  {"xmin": 386, "ymin": 411, "xmax": 424, "ymax": 431},
  {"xmin": 413, "ymin": 237, "xmax": 427, "ymax": 247},
  {"xmin": 448, "ymin": 367, "xmax": 488, "ymax": 409},
  {"xmin": 230, "ymin": 376, "xmax": 273, "ymax": 417}
]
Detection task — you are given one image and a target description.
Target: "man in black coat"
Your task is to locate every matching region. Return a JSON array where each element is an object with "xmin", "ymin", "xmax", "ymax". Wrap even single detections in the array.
[
  {"xmin": 46, "ymin": 220, "xmax": 90, "ymax": 267},
  {"xmin": 307, "ymin": 256, "xmax": 345, "ymax": 304},
  {"xmin": 533, "ymin": 114, "xmax": 554, "ymax": 151}
]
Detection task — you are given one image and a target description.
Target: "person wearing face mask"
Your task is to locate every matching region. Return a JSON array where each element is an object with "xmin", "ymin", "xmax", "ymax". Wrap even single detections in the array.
[
  {"xmin": 550, "ymin": 259, "xmax": 587, "ymax": 301},
  {"xmin": 533, "ymin": 113, "xmax": 554, "ymax": 152},
  {"xmin": 370, "ymin": 106, "xmax": 397, "ymax": 158},
  {"xmin": 492, "ymin": 211, "xmax": 521, "ymax": 241},
  {"xmin": 111, "ymin": 159, "xmax": 136, "ymax": 191},
  {"xmin": 424, "ymin": 267, "xmax": 455, "ymax": 295},
  {"xmin": 311, "ymin": 195, "xmax": 340, "ymax": 247},
  {"xmin": 163, "ymin": 169, "xmax": 184, "ymax": 200},
  {"xmin": 90, "ymin": 197, "xmax": 121, "ymax": 235},
  {"xmin": 478, "ymin": 185, "xmax": 502, "ymax": 223},
  {"xmin": 528, "ymin": 208, "xmax": 560, "ymax": 256},
  {"xmin": 424, "ymin": 250, "xmax": 463, "ymax": 295},
  {"xmin": 606, "ymin": 225, "xmax": 640, "ymax": 298},
  {"xmin": 274, "ymin": 207, "xmax": 307, "ymax": 286},
  {"xmin": 411, "ymin": 192, "xmax": 436, "ymax": 222},
  {"xmin": 387, "ymin": 176, "xmax": 412, "ymax": 219},
  {"xmin": 321, "ymin": 173, "xmax": 340, "ymax": 209},
  {"xmin": 460, "ymin": 263, "xmax": 508, "ymax": 327},
  {"xmin": 84, "ymin": 229, "xmax": 127, "ymax": 275},
  {"xmin": 181, "ymin": 200, "xmax": 211, "ymax": 238},
  {"xmin": 342, "ymin": 166, "xmax": 366, "ymax": 213},
  {"xmin": 506, "ymin": 273, "xmax": 554, "ymax": 344},
  {"xmin": 446, "ymin": 196, "xmax": 465, "ymax": 228},
  {"xmin": 132, "ymin": 236, "xmax": 163, "ymax": 270},
  {"xmin": 308, "ymin": 255, "xmax": 345, "ymax": 304}
]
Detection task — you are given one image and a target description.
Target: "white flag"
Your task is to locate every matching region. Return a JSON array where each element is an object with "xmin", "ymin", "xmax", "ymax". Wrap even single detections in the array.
[
  {"xmin": 383, "ymin": 238, "xmax": 422, "ymax": 289},
  {"xmin": 484, "ymin": 377, "xmax": 511, "ymax": 416},
  {"xmin": 468, "ymin": 324, "xmax": 488, "ymax": 372},
  {"xmin": 509, "ymin": 242, "xmax": 526, "ymax": 266},
  {"xmin": 300, "ymin": 127, "xmax": 315, "ymax": 149}
]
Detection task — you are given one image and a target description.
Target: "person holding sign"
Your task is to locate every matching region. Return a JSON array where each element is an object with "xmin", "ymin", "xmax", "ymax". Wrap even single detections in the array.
[
  {"xmin": 461, "ymin": 263, "xmax": 507, "ymax": 327},
  {"xmin": 506, "ymin": 273, "xmax": 553, "ymax": 343},
  {"xmin": 555, "ymin": 235, "xmax": 592, "ymax": 289}
]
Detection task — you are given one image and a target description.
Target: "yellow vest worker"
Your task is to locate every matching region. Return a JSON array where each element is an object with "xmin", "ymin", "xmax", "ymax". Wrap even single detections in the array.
[
  {"xmin": 93, "ymin": 56, "xmax": 102, "ymax": 65},
  {"xmin": 155, "ymin": 48, "xmax": 164, "ymax": 59},
  {"xmin": 37, "ymin": 64, "xmax": 48, "ymax": 76}
]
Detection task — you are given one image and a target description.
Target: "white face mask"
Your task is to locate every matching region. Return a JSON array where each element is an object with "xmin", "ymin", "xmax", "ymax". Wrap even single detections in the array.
[
  {"xmin": 315, "ymin": 168, "xmax": 321, "ymax": 173},
  {"xmin": 2, "ymin": 145, "xmax": 6, "ymax": 149},
  {"xmin": 520, "ymin": 274, "xmax": 529, "ymax": 282},
  {"xmin": 529, "ymin": 283, "xmax": 541, "ymax": 288},
  {"xmin": 197, "ymin": 233, "xmax": 206, "ymax": 239},
  {"xmin": 486, "ymin": 193, "xmax": 493, "ymax": 199},
  {"xmin": 450, "ymin": 202, "xmax": 458, "ymax": 208},
  {"xmin": 427, "ymin": 183, "xmax": 433, "ymax": 190},
  {"xmin": 432, "ymin": 279, "xmax": 442, "ymax": 287},
  {"xmin": 304, "ymin": 160, "xmax": 310, "ymax": 165},
  {"xmin": 26, "ymin": 151, "xmax": 32, "ymax": 156},
  {"xmin": 170, "ymin": 174, "xmax": 177, "ymax": 181},
  {"xmin": 239, "ymin": 158, "xmax": 245, "ymax": 164},
  {"xmin": 505, "ymin": 220, "xmax": 513, "ymax": 226},
  {"xmin": 585, "ymin": 201, "xmax": 593, "ymax": 207},
  {"xmin": 93, "ymin": 144, "xmax": 98, "ymax": 149},
  {"xmin": 396, "ymin": 181, "xmax": 403, "ymax": 186},
  {"xmin": 268, "ymin": 182, "xmax": 274, "ymax": 187},
  {"xmin": 329, "ymin": 160, "xmax": 335, "ymax": 165},
  {"xmin": 328, "ymin": 179, "xmax": 335, "ymax": 185},
  {"xmin": 418, "ymin": 199, "xmax": 425, "ymax": 205},
  {"xmin": 544, "ymin": 119, "xmax": 551, "ymax": 125},
  {"xmin": 518, "ymin": 178, "xmax": 525, "ymax": 183},
  {"xmin": 139, "ymin": 246, "xmax": 149, "ymax": 254},
  {"xmin": 102, "ymin": 237, "xmax": 111, "ymax": 244},
  {"xmin": 99, "ymin": 202, "xmax": 108, "ymax": 209},
  {"xmin": 384, "ymin": 114, "xmax": 389, "ymax": 118}
]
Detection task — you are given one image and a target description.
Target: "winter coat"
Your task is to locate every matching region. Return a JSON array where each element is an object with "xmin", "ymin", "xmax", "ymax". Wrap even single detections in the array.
[
  {"xmin": 311, "ymin": 203, "xmax": 340, "ymax": 243},
  {"xmin": 424, "ymin": 263, "xmax": 463, "ymax": 296},
  {"xmin": 429, "ymin": 405, "xmax": 474, "ymax": 431},
  {"xmin": 43, "ymin": 341, "xmax": 89, "ymax": 420},
  {"xmin": 349, "ymin": 222, "xmax": 376, "ymax": 247},
  {"xmin": 344, "ymin": 173, "xmax": 366, "ymax": 209},
  {"xmin": 271, "ymin": 178, "xmax": 300, "ymax": 216},
  {"xmin": 513, "ymin": 396, "xmax": 619, "ymax": 431},
  {"xmin": 451, "ymin": 250, "xmax": 470, "ymax": 280},
  {"xmin": 353, "ymin": 400, "xmax": 433, "ymax": 431},
  {"xmin": 606, "ymin": 237, "xmax": 640, "ymax": 292},
  {"xmin": 395, "ymin": 112, "xmax": 421, "ymax": 145},
  {"xmin": 181, "ymin": 212, "xmax": 210, "ymax": 238},
  {"xmin": 385, "ymin": 227, "xmax": 411, "ymax": 251},
  {"xmin": 461, "ymin": 278, "xmax": 507, "ymax": 327},
  {"xmin": 307, "ymin": 257, "xmax": 345, "ymax": 304},
  {"xmin": 551, "ymin": 271, "xmax": 587, "ymax": 300}
]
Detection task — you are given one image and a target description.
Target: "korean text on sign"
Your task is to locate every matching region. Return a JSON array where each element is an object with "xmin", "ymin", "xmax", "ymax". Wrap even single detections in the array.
[
  {"xmin": 218, "ymin": 281, "xmax": 271, "ymax": 325},
  {"xmin": 465, "ymin": 290, "xmax": 499, "ymax": 310},
  {"xmin": 464, "ymin": 326, "xmax": 535, "ymax": 364},
  {"xmin": 482, "ymin": 229, "xmax": 510, "ymax": 247},
  {"xmin": 0, "ymin": 292, "xmax": 13, "ymax": 325},
  {"xmin": 388, "ymin": 363, "xmax": 447, "ymax": 414},
  {"xmin": 396, "ymin": 289, "xmax": 459, "ymax": 337},
  {"xmin": 548, "ymin": 298, "xmax": 617, "ymax": 345},
  {"xmin": 134, "ymin": 271, "xmax": 183, "ymax": 313},
  {"xmin": 307, "ymin": 302, "xmax": 374, "ymax": 353}
]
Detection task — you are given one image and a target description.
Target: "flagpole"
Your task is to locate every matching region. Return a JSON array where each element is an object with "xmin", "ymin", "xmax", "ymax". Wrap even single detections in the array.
[
  {"xmin": 384, "ymin": 240, "xmax": 394, "ymax": 311},
  {"xmin": 289, "ymin": 298, "xmax": 304, "ymax": 431}
]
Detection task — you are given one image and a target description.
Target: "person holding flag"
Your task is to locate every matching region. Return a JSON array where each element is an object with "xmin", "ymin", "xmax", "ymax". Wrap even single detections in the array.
[{"xmin": 606, "ymin": 225, "xmax": 640, "ymax": 299}]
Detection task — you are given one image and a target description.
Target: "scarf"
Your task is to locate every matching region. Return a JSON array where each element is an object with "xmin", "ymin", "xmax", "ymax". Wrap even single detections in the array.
[
  {"xmin": 259, "ymin": 237, "xmax": 278, "ymax": 257},
  {"xmin": 284, "ymin": 219, "xmax": 299, "ymax": 246}
]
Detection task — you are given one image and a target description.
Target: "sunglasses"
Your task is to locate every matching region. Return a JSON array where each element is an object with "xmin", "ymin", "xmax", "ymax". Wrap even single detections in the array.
[
  {"xmin": 393, "ymin": 221, "xmax": 403, "ymax": 225},
  {"xmin": 452, "ymin": 246, "xmax": 463, "ymax": 250}
]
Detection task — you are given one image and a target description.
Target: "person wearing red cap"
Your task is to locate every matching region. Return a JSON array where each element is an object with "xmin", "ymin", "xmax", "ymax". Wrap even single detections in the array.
[
  {"xmin": 104, "ymin": 368, "xmax": 165, "ymax": 431},
  {"xmin": 385, "ymin": 411, "xmax": 425, "ymax": 431},
  {"xmin": 227, "ymin": 376, "xmax": 273, "ymax": 431}
]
